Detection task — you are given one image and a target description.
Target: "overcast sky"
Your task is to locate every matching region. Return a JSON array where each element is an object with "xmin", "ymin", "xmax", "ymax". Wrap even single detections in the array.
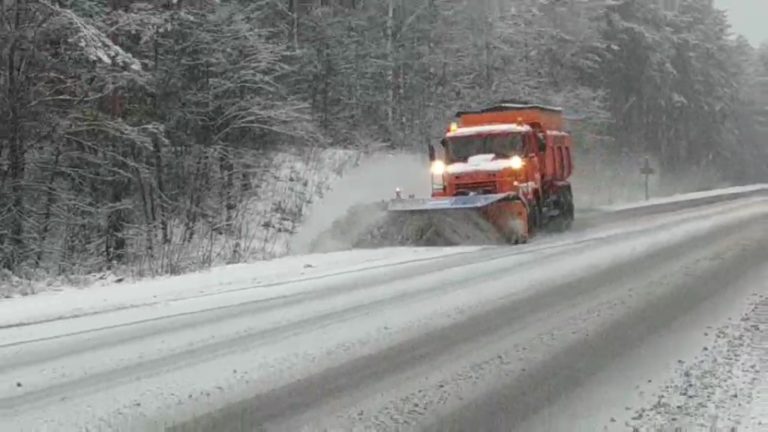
[{"xmin": 714, "ymin": 0, "xmax": 767, "ymax": 46}]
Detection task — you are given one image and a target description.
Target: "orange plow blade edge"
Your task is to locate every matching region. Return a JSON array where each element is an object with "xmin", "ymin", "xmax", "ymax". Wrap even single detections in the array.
[{"xmin": 387, "ymin": 193, "xmax": 530, "ymax": 244}]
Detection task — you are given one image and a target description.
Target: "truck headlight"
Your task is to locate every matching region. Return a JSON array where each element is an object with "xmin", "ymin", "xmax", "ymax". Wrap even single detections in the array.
[
  {"xmin": 431, "ymin": 160, "xmax": 446, "ymax": 175},
  {"xmin": 510, "ymin": 155, "xmax": 524, "ymax": 170}
]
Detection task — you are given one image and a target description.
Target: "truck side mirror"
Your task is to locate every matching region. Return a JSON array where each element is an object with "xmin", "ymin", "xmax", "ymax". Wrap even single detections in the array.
[{"xmin": 428, "ymin": 144, "xmax": 436, "ymax": 162}]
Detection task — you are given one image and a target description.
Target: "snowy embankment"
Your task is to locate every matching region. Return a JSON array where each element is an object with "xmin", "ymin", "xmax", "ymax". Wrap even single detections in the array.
[
  {"xmin": 599, "ymin": 183, "xmax": 768, "ymax": 211},
  {"xmin": 0, "ymin": 247, "xmax": 480, "ymax": 329},
  {"xmin": 629, "ymin": 292, "xmax": 768, "ymax": 431},
  {"xmin": 0, "ymin": 150, "xmax": 425, "ymax": 298},
  {"xmin": 0, "ymin": 146, "xmax": 362, "ymax": 297}
]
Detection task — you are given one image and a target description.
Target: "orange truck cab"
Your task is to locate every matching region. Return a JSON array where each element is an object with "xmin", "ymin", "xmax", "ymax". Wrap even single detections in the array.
[{"xmin": 427, "ymin": 101, "xmax": 575, "ymax": 233}]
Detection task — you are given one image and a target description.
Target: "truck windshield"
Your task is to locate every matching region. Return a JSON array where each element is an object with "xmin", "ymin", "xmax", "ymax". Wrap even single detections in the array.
[{"xmin": 446, "ymin": 133, "xmax": 524, "ymax": 163}]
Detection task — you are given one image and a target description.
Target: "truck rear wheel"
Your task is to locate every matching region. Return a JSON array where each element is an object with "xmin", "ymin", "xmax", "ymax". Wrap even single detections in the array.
[
  {"xmin": 528, "ymin": 202, "xmax": 542, "ymax": 235},
  {"xmin": 562, "ymin": 189, "xmax": 575, "ymax": 229},
  {"xmin": 546, "ymin": 189, "xmax": 574, "ymax": 233}
]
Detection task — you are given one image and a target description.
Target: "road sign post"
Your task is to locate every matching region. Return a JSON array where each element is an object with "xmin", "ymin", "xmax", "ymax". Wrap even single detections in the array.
[{"xmin": 640, "ymin": 157, "xmax": 656, "ymax": 201}]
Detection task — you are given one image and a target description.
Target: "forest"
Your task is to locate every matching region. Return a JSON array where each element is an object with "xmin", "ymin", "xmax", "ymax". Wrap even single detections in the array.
[{"xmin": 1, "ymin": 0, "xmax": 767, "ymax": 279}]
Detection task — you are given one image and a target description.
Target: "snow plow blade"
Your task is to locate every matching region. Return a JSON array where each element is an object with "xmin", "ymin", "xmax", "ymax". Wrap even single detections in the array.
[
  {"xmin": 387, "ymin": 193, "xmax": 530, "ymax": 244},
  {"xmin": 387, "ymin": 193, "xmax": 513, "ymax": 212}
]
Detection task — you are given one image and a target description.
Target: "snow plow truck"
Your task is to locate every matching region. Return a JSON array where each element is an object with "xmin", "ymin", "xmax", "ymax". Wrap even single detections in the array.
[{"xmin": 388, "ymin": 101, "xmax": 575, "ymax": 244}]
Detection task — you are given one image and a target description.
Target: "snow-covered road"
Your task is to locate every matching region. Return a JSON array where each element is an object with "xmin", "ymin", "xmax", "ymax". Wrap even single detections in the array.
[{"xmin": 2, "ymin": 188, "xmax": 768, "ymax": 431}]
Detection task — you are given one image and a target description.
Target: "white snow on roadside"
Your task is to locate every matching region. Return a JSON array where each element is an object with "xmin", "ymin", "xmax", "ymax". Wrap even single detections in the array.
[
  {"xmin": 0, "ymin": 247, "xmax": 480, "ymax": 328},
  {"xmin": 746, "ymin": 306, "xmax": 768, "ymax": 431},
  {"xmin": 629, "ymin": 294, "xmax": 768, "ymax": 431},
  {"xmin": 599, "ymin": 184, "xmax": 768, "ymax": 211}
]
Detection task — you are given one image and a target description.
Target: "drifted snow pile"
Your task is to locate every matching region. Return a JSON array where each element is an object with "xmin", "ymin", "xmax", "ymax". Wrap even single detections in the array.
[{"xmin": 308, "ymin": 202, "xmax": 508, "ymax": 253}]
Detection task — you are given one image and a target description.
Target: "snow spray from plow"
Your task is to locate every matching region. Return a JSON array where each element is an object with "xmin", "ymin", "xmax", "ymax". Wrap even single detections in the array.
[{"xmin": 308, "ymin": 200, "xmax": 511, "ymax": 252}]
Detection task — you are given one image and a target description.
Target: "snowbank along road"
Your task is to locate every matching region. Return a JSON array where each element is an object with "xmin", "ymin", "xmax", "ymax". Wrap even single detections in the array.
[{"xmin": 2, "ymin": 186, "xmax": 768, "ymax": 431}]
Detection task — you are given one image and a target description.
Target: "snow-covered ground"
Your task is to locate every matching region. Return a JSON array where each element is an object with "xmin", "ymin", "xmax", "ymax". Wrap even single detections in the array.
[
  {"xmin": 0, "ymin": 147, "xmax": 363, "ymax": 298},
  {"xmin": 0, "ymin": 247, "xmax": 480, "ymax": 328},
  {"xmin": 629, "ymin": 293, "xmax": 768, "ymax": 431},
  {"xmin": 2, "ymin": 191, "xmax": 768, "ymax": 431},
  {"xmin": 599, "ymin": 183, "xmax": 768, "ymax": 211}
]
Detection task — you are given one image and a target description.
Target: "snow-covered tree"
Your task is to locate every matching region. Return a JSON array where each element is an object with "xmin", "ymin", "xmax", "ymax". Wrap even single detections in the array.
[
  {"xmin": 596, "ymin": 0, "xmax": 746, "ymax": 179},
  {"xmin": 1, "ymin": 0, "xmax": 763, "ymax": 278}
]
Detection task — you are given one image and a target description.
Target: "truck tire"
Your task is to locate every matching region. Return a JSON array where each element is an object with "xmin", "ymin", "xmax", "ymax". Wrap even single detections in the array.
[
  {"xmin": 528, "ymin": 203, "xmax": 542, "ymax": 235},
  {"xmin": 549, "ymin": 190, "xmax": 573, "ymax": 233},
  {"xmin": 562, "ymin": 189, "xmax": 575, "ymax": 230}
]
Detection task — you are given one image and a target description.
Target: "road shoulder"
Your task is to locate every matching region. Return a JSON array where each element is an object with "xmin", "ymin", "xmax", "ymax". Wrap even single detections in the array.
[{"xmin": 629, "ymin": 294, "xmax": 768, "ymax": 431}]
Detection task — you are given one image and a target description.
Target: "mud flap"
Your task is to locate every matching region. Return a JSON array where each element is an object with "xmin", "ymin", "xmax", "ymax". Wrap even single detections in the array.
[{"xmin": 480, "ymin": 198, "xmax": 529, "ymax": 244}]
